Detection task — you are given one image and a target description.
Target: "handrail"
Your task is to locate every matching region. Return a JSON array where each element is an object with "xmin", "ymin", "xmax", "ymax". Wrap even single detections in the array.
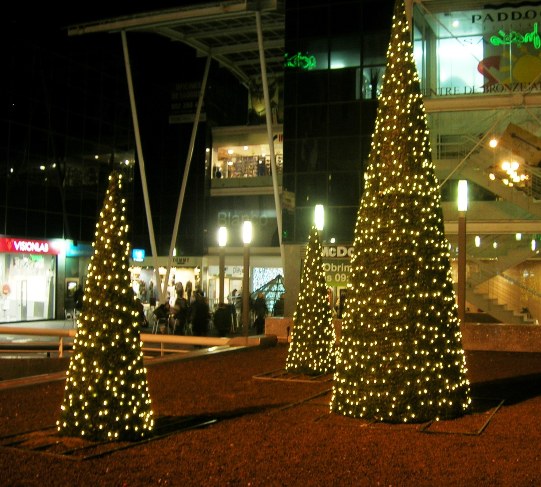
[
  {"xmin": 501, "ymin": 272, "xmax": 541, "ymax": 300},
  {"xmin": 0, "ymin": 327, "xmax": 263, "ymax": 358},
  {"xmin": 0, "ymin": 327, "xmax": 75, "ymax": 358}
]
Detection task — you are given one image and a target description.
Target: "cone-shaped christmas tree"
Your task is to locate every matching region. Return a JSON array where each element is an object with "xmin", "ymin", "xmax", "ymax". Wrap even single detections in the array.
[
  {"xmin": 286, "ymin": 226, "xmax": 336, "ymax": 375},
  {"xmin": 57, "ymin": 171, "xmax": 154, "ymax": 441},
  {"xmin": 331, "ymin": 0, "xmax": 471, "ymax": 423}
]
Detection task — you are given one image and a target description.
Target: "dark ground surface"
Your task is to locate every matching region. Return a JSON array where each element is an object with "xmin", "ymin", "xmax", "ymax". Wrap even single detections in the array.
[{"xmin": 1, "ymin": 344, "xmax": 541, "ymax": 486}]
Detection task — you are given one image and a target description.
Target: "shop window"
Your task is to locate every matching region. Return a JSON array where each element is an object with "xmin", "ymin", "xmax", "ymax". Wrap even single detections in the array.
[
  {"xmin": 212, "ymin": 142, "xmax": 283, "ymax": 180},
  {"xmin": 437, "ymin": 36, "xmax": 484, "ymax": 94}
]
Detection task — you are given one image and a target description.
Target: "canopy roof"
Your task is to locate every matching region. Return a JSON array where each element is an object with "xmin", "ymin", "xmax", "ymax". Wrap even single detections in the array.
[{"xmin": 67, "ymin": 0, "xmax": 285, "ymax": 89}]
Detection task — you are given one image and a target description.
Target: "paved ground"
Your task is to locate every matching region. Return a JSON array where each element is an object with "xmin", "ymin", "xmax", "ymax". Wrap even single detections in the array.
[{"xmin": 1, "ymin": 344, "xmax": 541, "ymax": 486}]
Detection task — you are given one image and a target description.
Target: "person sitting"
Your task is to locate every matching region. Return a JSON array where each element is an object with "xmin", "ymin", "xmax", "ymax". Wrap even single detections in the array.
[
  {"xmin": 153, "ymin": 302, "xmax": 171, "ymax": 333},
  {"xmin": 213, "ymin": 302, "xmax": 231, "ymax": 337},
  {"xmin": 135, "ymin": 298, "xmax": 149, "ymax": 329}
]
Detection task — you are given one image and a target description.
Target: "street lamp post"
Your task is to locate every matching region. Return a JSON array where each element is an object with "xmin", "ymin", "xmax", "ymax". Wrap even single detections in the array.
[
  {"xmin": 217, "ymin": 226, "xmax": 227, "ymax": 305},
  {"xmin": 315, "ymin": 204, "xmax": 324, "ymax": 232},
  {"xmin": 242, "ymin": 221, "xmax": 252, "ymax": 339},
  {"xmin": 457, "ymin": 180, "xmax": 468, "ymax": 326}
]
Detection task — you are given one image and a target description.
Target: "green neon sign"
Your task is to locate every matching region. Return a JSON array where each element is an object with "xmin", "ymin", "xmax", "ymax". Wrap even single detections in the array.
[
  {"xmin": 490, "ymin": 22, "xmax": 541, "ymax": 49},
  {"xmin": 284, "ymin": 52, "xmax": 317, "ymax": 70}
]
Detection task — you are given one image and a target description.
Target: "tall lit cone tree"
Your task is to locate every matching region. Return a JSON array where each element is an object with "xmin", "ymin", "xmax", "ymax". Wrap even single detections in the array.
[
  {"xmin": 331, "ymin": 0, "xmax": 471, "ymax": 423},
  {"xmin": 286, "ymin": 226, "xmax": 336, "ymax": 375},
  {"xmin": 57, "ymin": 171, "xmax": 154, "ymax": 440}
]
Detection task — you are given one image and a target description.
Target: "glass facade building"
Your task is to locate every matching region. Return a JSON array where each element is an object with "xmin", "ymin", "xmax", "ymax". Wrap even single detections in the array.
[
  {"xmin": 5, "ymin": 1, "xmax": 541, "ymax": 324},
  {"xmin": 282, "ymin": 0, "xmax": 395, "ymax": 245}
]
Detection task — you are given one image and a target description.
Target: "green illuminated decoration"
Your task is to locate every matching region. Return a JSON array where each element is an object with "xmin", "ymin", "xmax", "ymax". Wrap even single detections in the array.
[
  {"xmin": 490, "ymin": 22, "xmax": 540, "ymax": 49},
  {"xmin": 284, "ymin": 52, "xmax": 317, "ymax": 70}
]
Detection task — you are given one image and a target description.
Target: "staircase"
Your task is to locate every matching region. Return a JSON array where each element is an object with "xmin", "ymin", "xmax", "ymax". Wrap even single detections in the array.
[
  {"xmin": 462, "ymin": 286, "xmax": 532, "ymax": 325},
  {"xmin": 457, "ymin": 150, "xmax": 541, "ymax": 218},
  {"xmin": 441, "ymin": 146, "xmax": 541, "ymax": 324}
]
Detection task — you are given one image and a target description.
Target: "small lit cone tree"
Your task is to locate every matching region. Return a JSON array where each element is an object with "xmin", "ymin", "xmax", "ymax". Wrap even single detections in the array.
[
  {"xmin": 331, "ymin": 0, "xmax": 471, "ymax": 423},
  {"xmin": 57, "ymin": 171, "xmax": 154, "ymax": 441},
  {"xmin": 286, "ymin": 226, "xmax": 336, "ymax": 375}
]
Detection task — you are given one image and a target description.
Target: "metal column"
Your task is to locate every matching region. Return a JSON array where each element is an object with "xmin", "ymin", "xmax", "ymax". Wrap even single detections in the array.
[
  {"xmin": 162, "ymin": 55, "xmax": 212, "ymax": 300},
  {"xmin": 255, "ymin": 10, "xmax": 285, "ymax": 270},
  {"xmin": 121, "ymin": 31, "xmax": 162, "ymax": 302}
]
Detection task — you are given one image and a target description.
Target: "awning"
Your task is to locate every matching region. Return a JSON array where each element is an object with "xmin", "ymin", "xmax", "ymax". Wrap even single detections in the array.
[{"xmin": 67, "ymin": 0, "xmax": 285, "ymax": 89}]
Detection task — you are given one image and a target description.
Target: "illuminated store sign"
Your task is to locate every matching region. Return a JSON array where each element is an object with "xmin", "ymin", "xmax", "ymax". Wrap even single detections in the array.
[
  {"xmin": 0, "ymin": 237, "xmax": 60, "ymax": 255},
  {"xmin": 490, "ymin": 22, "xmax": 540, "ymax": 49},
  {"xmin": 284, "ymin": 52, "xmax": 316, "ymax": 70},
  {"xmin": 322, "ymin": 246, "xmax": 354, "ymax": 258},
  {"xmin": 321, "ymin": 246, "xmax": 354, "ymax": 286},
  {"xmin": 132, "ymin": 248, "xmax": 145, "ymax": 262},
  {"xmin": 472, "ymin": 10, "xmax": 541, "ymax": 24}
]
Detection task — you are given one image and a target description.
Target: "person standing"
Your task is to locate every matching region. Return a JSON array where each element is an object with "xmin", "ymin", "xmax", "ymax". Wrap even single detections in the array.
[
  {"xmin": 213, "ymin": 302, "xmax": 231, "ymax": 337},
  {"xmin": 252, "ymin": 292, "xmax": 268, "ymax": 335},
  {"xmin": 273, "ymin": 293, "xmax": 285, "ymax": 316},
  {"xmin": 172, "ymin": 294, "xmax": 188, "ymax": 335},
  {"xmin": 228, "ymin": 289, "xmax": 239, "ymax": 332},
  {"xmin": 191, "ymin": 291, "xmax": 210, "ymax": 336}
]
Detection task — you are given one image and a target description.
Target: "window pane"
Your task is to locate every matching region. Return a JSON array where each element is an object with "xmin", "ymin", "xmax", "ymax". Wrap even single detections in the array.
[
  {"xmin": 330, "ymin": 36, "xmax": 361, "ymax": 69},
  {"xmin": 438, "ymin": 37, "xmax": 484, "ymax": 94}
]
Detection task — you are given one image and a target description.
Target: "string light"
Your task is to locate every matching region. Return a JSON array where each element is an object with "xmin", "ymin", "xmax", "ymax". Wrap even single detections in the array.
[
  {"xmin": 57, "ymin": 171, "xmax": 154, "ymax": 441},
  {"xmin": 286, "ymin": 226, "xmax": 336, "ymax": 375},
  {"xmin": 331, "ymin": 0, "xmax": 471, "ymax": 423}
]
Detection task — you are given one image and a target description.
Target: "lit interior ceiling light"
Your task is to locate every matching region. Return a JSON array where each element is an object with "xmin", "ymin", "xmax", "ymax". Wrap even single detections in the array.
[
  {"xmin": 474, "ymin": 236, "xmax": 481, "ymax": 247},
  {"xmin": 489, "ymin": 138, "xmax": 498, "ymax": 148}
]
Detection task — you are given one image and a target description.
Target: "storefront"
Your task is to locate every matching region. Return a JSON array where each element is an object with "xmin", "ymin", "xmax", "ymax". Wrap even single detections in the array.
[
  {"xmin": 206, "ymin": 262, "xmax": 283, "ymax": 310},
  {"xmin": 129, "ymin": 255, "xmax": 203, "ymax": 308},
  {"xmin": 210, "ymin": 125, "xmax": 283, "ymax": 181},
  {"xmin": 0, "ymin": 237, "xmax": 62, "ymax": 323},
  {"xmin": 413, "ymin": 3, "xmax": 541, "ymax": 96}
]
